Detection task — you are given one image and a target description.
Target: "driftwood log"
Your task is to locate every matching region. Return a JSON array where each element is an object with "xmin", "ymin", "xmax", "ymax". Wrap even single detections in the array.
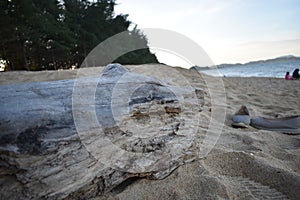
[{"xmin": 0, "ymin": 64, "xmax": 204, "ymax": 199}]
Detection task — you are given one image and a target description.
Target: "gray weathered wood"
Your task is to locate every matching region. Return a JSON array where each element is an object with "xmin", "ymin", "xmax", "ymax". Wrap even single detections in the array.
[{"xmin": 0, "ymin": 64, "xmax": 203, "ymax": 199}]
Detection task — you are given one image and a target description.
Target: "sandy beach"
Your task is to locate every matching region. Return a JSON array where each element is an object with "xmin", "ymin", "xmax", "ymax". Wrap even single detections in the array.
[{"xmin": 0, "ymin": 64, "xmax": 299, "ymax": 199}]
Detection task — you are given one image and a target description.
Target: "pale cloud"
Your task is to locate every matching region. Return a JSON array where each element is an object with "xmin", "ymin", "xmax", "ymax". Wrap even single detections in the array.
[
  {"xmin": 115, "ymin": 0, "xmax": 300, "ymax": 66},
  {"xmin": 149, "ymin": 38, "xmax": 300, "ymax": 68},
  {"xmin": 204, "ymin": 39, "xmax": 300, "ymax": 65}
]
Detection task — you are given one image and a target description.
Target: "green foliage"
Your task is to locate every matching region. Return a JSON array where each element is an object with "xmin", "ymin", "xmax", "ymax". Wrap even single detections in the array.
[{"xmin": 0, "ymin": 0, "xmax": 158, "ymax": 71}]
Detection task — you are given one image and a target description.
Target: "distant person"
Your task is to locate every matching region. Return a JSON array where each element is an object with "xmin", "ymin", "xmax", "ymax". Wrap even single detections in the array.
[
  {"xmin": 285, "ymin": 72, "xmax": 293, "ymax": 80},
  {"xmin": 292, "ymin": 68, "xmax": 300, "ymax": 79}
]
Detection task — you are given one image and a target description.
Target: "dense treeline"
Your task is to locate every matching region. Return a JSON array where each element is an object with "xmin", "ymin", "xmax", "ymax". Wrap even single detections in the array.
[{"xmin": 0, "ymin": 0, "xmax": 158, "ymax": 71}]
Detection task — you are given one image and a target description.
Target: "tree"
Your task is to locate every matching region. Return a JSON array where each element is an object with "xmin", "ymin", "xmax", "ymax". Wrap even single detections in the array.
[
  {"xmin": 114, "ymin": 26, "xmax": 158, "ymax": 64},
  {"xmin": 30, "ymin": 0, "xmax": 76, "ymax": 70},
  {"xmin": 0, "ymin": 0, "xmax": 35, "ymax": 70},
  {"xmin": 0, "ymin": 0, "xmax": 158, "ymax": 71}
]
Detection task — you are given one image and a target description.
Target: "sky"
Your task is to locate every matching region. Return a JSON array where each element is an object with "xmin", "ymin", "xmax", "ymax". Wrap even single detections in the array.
[{"xmin": 114, "ymin": 0, "xmax": 300, "ymax": 67}]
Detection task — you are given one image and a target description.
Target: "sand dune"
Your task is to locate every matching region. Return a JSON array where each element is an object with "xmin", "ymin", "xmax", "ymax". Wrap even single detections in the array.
[{"xmin": 0, "ymin": 64, "xmax": 299, "ymax": 199}]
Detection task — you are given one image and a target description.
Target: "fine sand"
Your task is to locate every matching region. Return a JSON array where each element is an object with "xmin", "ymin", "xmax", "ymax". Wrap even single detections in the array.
[{"xmin": 1, "ymin": 64, "xmax": 299, "ymax": 199}]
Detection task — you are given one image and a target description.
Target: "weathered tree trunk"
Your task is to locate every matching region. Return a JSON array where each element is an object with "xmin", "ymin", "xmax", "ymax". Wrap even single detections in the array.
[
  {"xmin": 22, "ymin": 42, "xmax": 30, "ymax": 71},
  {"xmin": 0, "ymin": 64, "xmax": 203, "ymax": 199}
]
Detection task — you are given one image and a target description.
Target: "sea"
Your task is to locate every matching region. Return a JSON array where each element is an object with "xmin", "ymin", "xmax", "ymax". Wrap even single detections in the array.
[{"xmin": 199, "ymin": 60, "xmax": 300, "ymax": 78}]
